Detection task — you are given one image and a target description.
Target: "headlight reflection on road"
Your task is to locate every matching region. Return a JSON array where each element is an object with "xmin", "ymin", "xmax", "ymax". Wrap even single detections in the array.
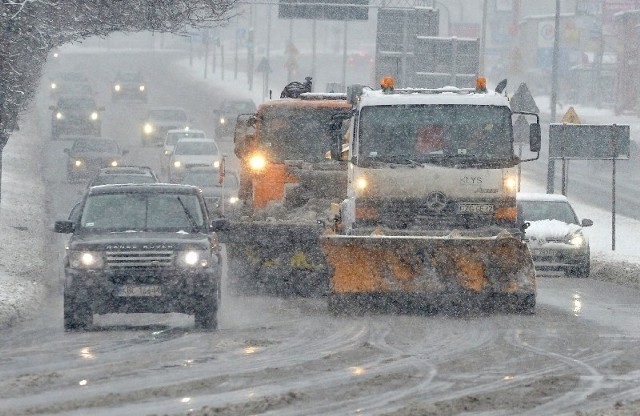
[
  {"xmin": 350, "ymin": 366, "xmax": 365, "ymax": 376},
  {"xmin": 79, "ymin": 347, "xmax": 95, "ymax": 360},
  {"xmin": 244, "ymin": 346, "xmax": 259, "ymax": 355},
  {"xmin": 573, "ymin": 293, "xmax": 582, "ymax": 316},
  {"xmin": 78, "ymin": 379, "xmax": 88, "ymax": 386}
]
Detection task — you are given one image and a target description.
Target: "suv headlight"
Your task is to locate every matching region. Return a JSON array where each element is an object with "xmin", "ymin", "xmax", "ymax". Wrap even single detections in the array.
[
  {"xmin": 56, "ymin": 112, "xmax": 64, "ymax": 120},
  {"xmin": 143, "ymin": 123, "xmax": 154, "ymax": 134},
  {"xmin": 176, "ymin": 250, "xmax": 209, "ymax": 268},
  {"xmin": 69, "ymin": 251, "xmax": 105, "ymax": 270},
  {"xmin": 114, "ymin": 84, "xmax": 121, "ymax": 91},
  {"xmin": 90, "ymin": 112, "xmax": 99, "ymax": 121}
]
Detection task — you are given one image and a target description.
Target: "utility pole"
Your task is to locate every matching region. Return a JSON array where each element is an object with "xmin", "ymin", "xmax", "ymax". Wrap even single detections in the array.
[
  {"xmin": 547, "ymin": 0, "xmax": 561, "ymax": 193},
  {"xmin": 479, "ymin": 0, "xmax": 488, "ymax": 75}
]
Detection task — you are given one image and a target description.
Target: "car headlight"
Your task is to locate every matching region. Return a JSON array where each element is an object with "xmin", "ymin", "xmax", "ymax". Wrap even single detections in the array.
[
  {"xmin": 139, "ymin": 85, "xmax": 145, "ymax": 92},
  {"xmin": 164, "ymin": 150, "xmax": 171, "ymax": 156},
  {"xmin": 56, "ymin": 112, "xmax": 63, "ymax": 120},
  {"xmin": 69, "ymin": 251, "xmax": 105, "ymax": 270},
  {"xmin": 110, "ymin": 160, "xmax": 118, "ymax": 167},
  {"xmin": 213, "ymin": 160, "xmax": 220, "ymax": 168},
  {"xmin": 90, "ymin": 112, "xmax": 99, "ymax": 121},
  {"xmin": 219, "ymin": 117, "xmax": 226, "ymax": 124},
  {"xmin": 143, "ymin": 123, "xmax": 154, "ymax": 134},
  {"xmin": 173, "ymin": 160, "xmax": 182, "ymax": 168},
  {"xmin": 74, "ymin": 159, "xmax": 83, "ymax": 167},
  {"xmin": 356, "ymin": 177, "xmax": 368, "ymax": 191},
  {"xmin": 114, "ymin": 84, "xmax": 121, "ymax": 91},
  {"xmin": 51, "ymin": 82, "xmax": 57, "ymax": 90},
  {"xmin": 176, "ymin": 250, "xmax": 209, "ymax": 268},
  {"xmin": 228, "ymin": 196, "xmax": 239, "ymax": 204},
  {"xmin": 568, "ymin": 233, "xmax": 585, "ymax": 246}
]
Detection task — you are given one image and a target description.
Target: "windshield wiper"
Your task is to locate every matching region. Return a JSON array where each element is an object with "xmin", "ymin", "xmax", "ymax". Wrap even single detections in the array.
[{"xmin": 176, "ymin": 197, "xmax": 200, "ymax": 233}]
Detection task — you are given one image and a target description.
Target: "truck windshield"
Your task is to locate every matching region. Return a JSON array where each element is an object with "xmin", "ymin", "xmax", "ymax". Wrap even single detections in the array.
[
  {"xmin": 80, "ymin": 193, "xmax": 205, "ymax": 232},
  {"xmin": 358, "ymin": 104, "xmax": 513, "ymax": 164},
  {"xmin": 260, "ymin": 107, "xmax": 336, "ymax": 162}
]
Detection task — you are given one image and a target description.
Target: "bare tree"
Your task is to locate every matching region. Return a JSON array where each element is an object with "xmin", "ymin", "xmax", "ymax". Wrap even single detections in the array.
[{"xmin": 0, "ymin": 0, "xmax": 237, "ymax": 201}]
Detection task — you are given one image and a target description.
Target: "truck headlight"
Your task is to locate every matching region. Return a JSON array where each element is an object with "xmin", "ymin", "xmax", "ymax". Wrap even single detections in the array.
[
  {"xmin": 143, "ymin": 123, "xmax": 154, "ymax": 134},
  {"xmin": 114, "ymin": 84, "xmax": 121, "ymax": 91},
  {"xmin": 503, "ymin": 176, "xmax": 517, "ymax": 192},
  {"xmin": 228, "ymin": 196, "xmax": 239, "ymax": 204},
  {"xmin": 248, "ymin": 153, "xmax": 267, "ymax": 172},
  {"xmin": 74, "ymin": 159, "xmax": 83, "ymax": 167},
  {"xmin": 90, "ymin": 112, "xmax": 99, "ymax": 121},
  {"xmin": 69, "ymin": 251, "xmax": 105, "ymax": 270},
  {"xmin": 356, "ymin": 177, "xmax": 368, "ymax": 191},
  {"xmin": 177, "ymin": 250, "xmax": 209, "ymax": 268},
  {"xmin": 56, "ymin": 112, "xmax": 63, "ymax": 120}
]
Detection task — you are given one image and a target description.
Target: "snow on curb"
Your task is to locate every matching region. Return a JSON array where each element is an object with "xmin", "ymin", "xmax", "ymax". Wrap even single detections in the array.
[{"xmin": 0, "ymin": 104, "xmax": 50, "ymax": 329}]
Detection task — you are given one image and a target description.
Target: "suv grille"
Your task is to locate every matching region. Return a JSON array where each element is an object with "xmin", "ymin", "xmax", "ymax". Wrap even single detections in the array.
[{"xmin": 106, "ymin": 250, "xmax": 174, "ymax": 268}]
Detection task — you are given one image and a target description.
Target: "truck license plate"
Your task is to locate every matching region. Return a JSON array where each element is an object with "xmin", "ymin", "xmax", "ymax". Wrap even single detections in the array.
[
  {"xmin": 116, "ymin": 285, "xmax": 163, "ymax": 297},
  {"xmin": 457, "ymin": 204, "xmax": 494, "ymax": 214}
]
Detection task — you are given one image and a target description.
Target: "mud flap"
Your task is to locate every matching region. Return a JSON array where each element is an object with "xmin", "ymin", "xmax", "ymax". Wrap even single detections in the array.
[
  {"xmin": 320, "ymin": 233, "xmax": 536, "ymax": 314},
  {"xmin": 222, "ymin": 222, "xmax": 331, "ymax": 297}
]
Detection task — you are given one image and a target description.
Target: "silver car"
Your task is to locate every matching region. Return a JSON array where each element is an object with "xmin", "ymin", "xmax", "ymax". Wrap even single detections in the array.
[
  {"xmin": 168, "ymin": 138, "xmax": 221, "ymax": 183},
  {"xmin": 161, "ymin": 128, "xmax": 207, "ymax": 174},
  {"xmin": 517, "ymin": 192, "xmax": 593, "ymax": 278}
]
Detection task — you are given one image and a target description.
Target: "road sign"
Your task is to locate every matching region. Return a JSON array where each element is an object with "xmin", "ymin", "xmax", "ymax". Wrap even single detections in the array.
[
  {"xmin": 278, "ymin": 0, "xmax": 369, "ymax": 20},
  {"xmin": 561, "ymin": 106, "xmax": 581, "ymax": 124},
  {"xmin": 513, "ymin": 115, "xmax": 530, "ymax": 144},
  {"xmin": 510, "ymin": 83, "xmax": 539, "ymax": 114},
  {"xmin": 549, "ymin": 124, "xmax": 630, "ymax": 159},
  {"xmin": 256, "ymin": 57, "xmax": 271, "ymax": 73}
]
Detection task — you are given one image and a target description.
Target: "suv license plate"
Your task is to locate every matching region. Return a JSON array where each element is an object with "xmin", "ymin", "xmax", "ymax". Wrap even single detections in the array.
[
  {"xmin": 116, "ymin": 285, "xmax": 162, "ymax": 297},
  {"xmin": 457, "ymin": 204, "xmax": 494, "ymax": 214}
]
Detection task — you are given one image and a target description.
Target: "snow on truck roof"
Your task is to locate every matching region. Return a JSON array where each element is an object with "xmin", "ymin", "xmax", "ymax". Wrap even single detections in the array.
[{"xmin": 359, "ymin": 88, "xmax": 511, "ymax": 108}]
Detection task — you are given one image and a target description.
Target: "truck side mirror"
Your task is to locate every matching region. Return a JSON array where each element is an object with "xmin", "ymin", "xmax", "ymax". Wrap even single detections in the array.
[{"xmin": 529, "ymin": 124, "xmax": 541, "ymax": 153}]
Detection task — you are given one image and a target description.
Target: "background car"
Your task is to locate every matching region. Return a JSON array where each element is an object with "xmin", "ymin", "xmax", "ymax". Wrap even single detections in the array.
[
  {"xmin": 213, "ymin": 98, "xmax": 256, "ymax": 137},
  {"xmin": 49, "ymin": 71, "xmax": 89, "ymax": 98},
  {"xmin": 181, "ymin": 166, "xmax": 240, "ymax": 216},
  {"xmin": 111, "ymin": 70, "xmax": 147, "ymax": 102},
  {"xmin": 168, "ymin": 138, "xmax": 221, "ymax": 183},
  {"xmin": 87, "ymin": 166, "xmax": 159, "ymax": 187},
  {"xmin": 49, "ymin": 95, "xmax": 104, "ymax": 139},
  {"xmin": 140, "ymin": 106, "xmax": 190, "ymax": 146},
  {"xmin": 64, "ymin": 137, "xmax": 128, "ymax": 182},
  {"xmin": 517, "ymin": 192, "xmax": 593, "ymax": 278},
  {"xmin": 161, "ymin": 128, "xmax": 207, "ymax": 174}
]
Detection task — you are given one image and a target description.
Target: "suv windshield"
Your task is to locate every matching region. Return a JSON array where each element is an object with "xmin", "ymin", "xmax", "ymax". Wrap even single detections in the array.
[
  {"xmin": 72, "ymin": 139, "xmax": 117, "ymax": 153},
  {"xmin": 80, "ymin": 193, "xmax": 205, "ymax": 232},
  {"xmin": 149, "ymin": 109, "xmax": 187, "ymax": 121},
  {"xmin": 58, "ymin": 97, "xmax": 96, "ymax": 109}
]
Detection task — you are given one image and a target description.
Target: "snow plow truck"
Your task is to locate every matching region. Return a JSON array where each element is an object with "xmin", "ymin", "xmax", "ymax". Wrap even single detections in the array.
[
  {"xmin": 320, "ymin": 76, "xmax": 542, "ymax": 314},
  {"xmin": 220, "ymin": 78, "xmax": 352, "ymax": 296}
]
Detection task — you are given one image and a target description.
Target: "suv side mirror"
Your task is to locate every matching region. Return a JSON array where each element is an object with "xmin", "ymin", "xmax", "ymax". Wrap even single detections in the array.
[
  {"xmin": 211, "ymin": 218, "xmax": 229, "ymax": 232},
  {"xmin": 54, "ymin": 220, "xmax": 74, "ymax": 234}
]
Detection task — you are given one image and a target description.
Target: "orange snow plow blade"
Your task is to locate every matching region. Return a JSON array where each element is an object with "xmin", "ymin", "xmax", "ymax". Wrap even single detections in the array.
[{"xmin": 320, "ymin": 233, "xmax": 536, "ymax": 314}]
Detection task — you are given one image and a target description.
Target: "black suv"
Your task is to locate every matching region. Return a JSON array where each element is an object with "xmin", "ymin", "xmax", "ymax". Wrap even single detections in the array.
[
  {"xmin": 50, "ymin": 96, "xmax": 104, "ymax": 139},
  {"xmin": 54, "ymin": 184, "xmax": 222, "ymax": 331}
]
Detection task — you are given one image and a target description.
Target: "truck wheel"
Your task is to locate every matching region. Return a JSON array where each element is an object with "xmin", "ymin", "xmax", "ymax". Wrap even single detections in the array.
[
  {"xmin": 63, "ymin": 294, "xmax": 93, "ymax": 331},
  {"xmin": 194, "ymin": 298, "xmax": 218, "ymax": 330},
  {"xmin": 516, "ymin": 294, "xmax": 536, "ymax": 315}
]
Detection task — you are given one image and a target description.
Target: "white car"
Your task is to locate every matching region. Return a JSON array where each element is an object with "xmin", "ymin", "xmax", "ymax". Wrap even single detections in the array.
[
  {"xmin": 161, "ymin": 128, "xmax": 207, "ymax": 174},
  {"xmin": 168, "ymin": 138, "xmax": 221, "ymax": 183},
  {"xmin": 517, "ymin": 192, "xmax": 593, "ymax": 278}
]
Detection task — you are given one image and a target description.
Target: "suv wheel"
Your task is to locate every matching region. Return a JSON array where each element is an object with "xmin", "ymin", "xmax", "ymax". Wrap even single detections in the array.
[
  {"xmin": 194, "ymin": 297, "xmax": 218, "ymax": 330},
  {"xmin": 63, "ymin": 293, "xmax": 93, "ymax": 330}
]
